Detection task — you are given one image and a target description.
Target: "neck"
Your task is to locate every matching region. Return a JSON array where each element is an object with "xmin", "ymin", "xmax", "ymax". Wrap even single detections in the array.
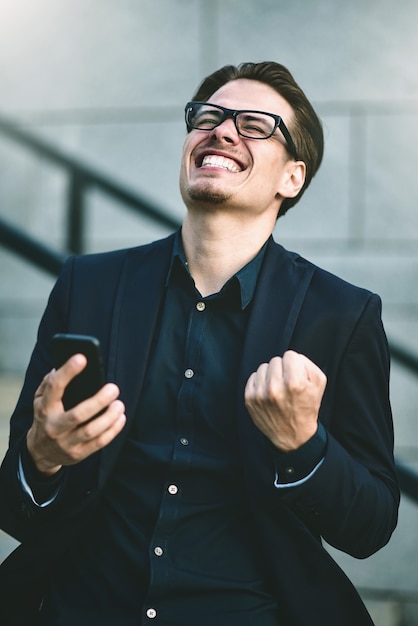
[{"xmin": 181, "ymin": 211, "xmax": 274, "ymax": 296}]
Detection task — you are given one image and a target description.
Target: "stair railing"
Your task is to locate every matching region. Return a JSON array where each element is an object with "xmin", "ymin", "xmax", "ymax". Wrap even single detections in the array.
[{"xmin": 0, "ymin": 113, "xmax": 180, "ymax": 255}]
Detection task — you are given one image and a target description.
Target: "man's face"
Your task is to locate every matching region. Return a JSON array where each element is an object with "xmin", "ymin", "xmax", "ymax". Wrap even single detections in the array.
[{"xmin": 179, "ymin": 78, "xmax": 298, "ymax": 218}]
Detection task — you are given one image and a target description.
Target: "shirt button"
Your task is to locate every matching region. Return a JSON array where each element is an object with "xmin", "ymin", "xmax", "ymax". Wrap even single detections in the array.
[
  {"xmin": 184, "ymin": 368, "xmax": 194, "ymax": 379},
  {"xmin": 180, "ymin": 437, "xmax": 189, "ymax": 446},
  {"xmin": 196, "ymin": 301, "xmax": 206, "ymax": 311},
  {"xmin": 146, "ymin": 608, "xmax": 157, "ymax": 619},
  {"xmin": 285, "ymin": 466, "xmax": 295, "ymax": 475},
  {"xmin": 154, "ymin": 546, "xmax": 163, "ymax": 557},
  {"xmin": 168, "ymin": 484, "xmax": 178, "ymax": 495}
]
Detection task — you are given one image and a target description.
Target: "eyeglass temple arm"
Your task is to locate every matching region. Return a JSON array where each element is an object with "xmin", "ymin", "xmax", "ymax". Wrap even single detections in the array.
[{"xmin": 279, "ymin": 120, "xmax": 297, "ymax": 159}]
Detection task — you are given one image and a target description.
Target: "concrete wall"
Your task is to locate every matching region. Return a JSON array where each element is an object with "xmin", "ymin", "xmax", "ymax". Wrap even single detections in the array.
[
  {"xmin": 1, "ymin": 0, "xmax": 418, "ymax": 618},
  {"xmin": 1, "ymin": 0, "xmax": 418, "ymax": 367}
]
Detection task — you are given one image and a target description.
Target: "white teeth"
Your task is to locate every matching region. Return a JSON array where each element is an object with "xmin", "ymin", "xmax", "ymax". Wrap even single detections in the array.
[{"xmin": 201, "ymin": 155, "xmax": 241, "ymax": 172}]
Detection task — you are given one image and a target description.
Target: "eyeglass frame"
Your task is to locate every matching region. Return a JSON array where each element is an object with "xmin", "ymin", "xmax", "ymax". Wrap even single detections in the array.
[{"xmin": 184, "ymin": 101, "xmax": 298, "ymax": 160}]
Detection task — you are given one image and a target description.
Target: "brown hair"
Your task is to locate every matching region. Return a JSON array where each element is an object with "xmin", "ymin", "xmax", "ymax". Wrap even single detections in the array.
[{"xmin": 191, "ymin": 62, "xmax": 324, "ymax": 217}]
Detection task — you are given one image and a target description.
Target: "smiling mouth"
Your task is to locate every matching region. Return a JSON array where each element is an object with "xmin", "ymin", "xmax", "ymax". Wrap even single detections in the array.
[{"xmin": 199, "ymin": 154, "xmax": 242, "ymax": 173}]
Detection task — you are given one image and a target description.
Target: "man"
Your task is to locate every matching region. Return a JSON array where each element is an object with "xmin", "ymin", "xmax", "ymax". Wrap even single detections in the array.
[{"xmin": 0, "ymin": 62, "xmax": 399, "ymax": 626}]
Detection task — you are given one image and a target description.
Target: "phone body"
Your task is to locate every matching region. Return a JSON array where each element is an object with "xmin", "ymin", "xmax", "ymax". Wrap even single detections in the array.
[{"xmin": 52, "ymin": 333, "xmax": 106, "ymax": 412}]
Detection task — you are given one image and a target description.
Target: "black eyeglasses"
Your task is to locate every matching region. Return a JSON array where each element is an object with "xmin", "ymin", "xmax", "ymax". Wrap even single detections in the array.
[{"xmin": 185, "ymin": 101, "xmax": 297, "ymax": 159}]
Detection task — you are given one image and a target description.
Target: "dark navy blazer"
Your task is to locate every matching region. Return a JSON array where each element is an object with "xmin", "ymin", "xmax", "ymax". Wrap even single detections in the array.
[{"xmin": 0, "ymin": 233, "xmax": 399, "ymax": 626}]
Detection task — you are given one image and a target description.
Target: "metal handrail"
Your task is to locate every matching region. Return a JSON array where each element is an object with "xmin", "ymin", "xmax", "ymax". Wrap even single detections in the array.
[
  {"xmin": 0, "ymin": 215, "xmax": 66, "ymax": 275},
  {"xmin": 389, "ymin": 342, "xmax": 418, "ymax": 375},
  {"xmin": 0, "ymin": 113, "xmax": 180, "ymax": 254},
  {"xmin": 395, "ymin": 461, "xmax": 418, "ymax": 502}
]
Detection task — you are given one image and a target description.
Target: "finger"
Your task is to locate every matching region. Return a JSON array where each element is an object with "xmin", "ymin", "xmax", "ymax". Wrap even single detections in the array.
[
  {"xmin": 245, "ymin": 363, "xmax": 268, "ymax": 401},
  {"xmin": 35, "ymin": 354, "xmax": 87, "ymax": 412},
  {"xmin": 253, "ymin": 361, "xmax": 270, "ymax": 388},
  {"xmin": 33, "ymin": 355, "xmax": 89, "ymax": 432},
  {"xmin": 245, "ymin": 358, "xmax": 284, "ymax": 402},
  {"xmin": 252, "ymin": 357, "xmax": 283, "ymax": 405},
  {"xmin": 34, "ymin": 370, "xmax": 55, "ymax": 398},
  {"xmin": 282, "ymin": 350, "xmax": 327, "ymax": 391},
  {"xmin": 50, "ymin": 354, "xmax": 88, "ymax": 404},
  {"xmin": 76, "ymin": 399, "xmax": 126, "ymax": 441},
  {"xmin": 265, "ymin": 356, "xmax": 284, "ymax": 387},
  {"xmin": 245, "ymin": 371, "xmax": 255, "ymax": 390},
  {"xmin": 90, "ymin": 410, "xmax": 126, "ymax": 451},
  {"xmin": 65, "ymin": 383, "xmax": 121, "ymax": 427},
  {"xmin": 281, "ymin": 351, "xmax": 308, "ymax": 389},
  {"xmin": 33, "ymin": 369, "xmax": 69, "ymax": 428},
  {"xmin": 66, "ymin": 402, "xmax": 127, "ymax": 462}
]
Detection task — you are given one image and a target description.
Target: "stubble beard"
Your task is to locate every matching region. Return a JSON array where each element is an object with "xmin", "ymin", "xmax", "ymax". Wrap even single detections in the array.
[{"xmin": 186, "ymin": 183, "xmax": 232, "ymax": 205}]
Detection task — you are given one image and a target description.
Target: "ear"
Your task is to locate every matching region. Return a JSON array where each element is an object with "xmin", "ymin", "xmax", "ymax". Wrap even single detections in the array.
[{"xmin": 276, "ymin": 160, "xmax": 306, "ymax": 200}]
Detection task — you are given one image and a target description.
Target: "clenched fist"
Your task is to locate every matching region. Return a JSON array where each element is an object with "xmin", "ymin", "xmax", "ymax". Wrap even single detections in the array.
[{"xmin": 244, "ymin": 350, "xmax": 327, "ymax": 452}]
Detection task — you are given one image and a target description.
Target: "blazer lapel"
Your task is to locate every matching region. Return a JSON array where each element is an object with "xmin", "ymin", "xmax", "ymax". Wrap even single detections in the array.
[
  {"xmin": 240, "ymin": 241, "xmax": 315, "ymax": 378},
  {"xmin": 99, "ymin": 234, "xmax": 175, "ymax": 483},
  {"xmin": 236, "ymin": 240, "xmax": 315, "ymax": 486}
]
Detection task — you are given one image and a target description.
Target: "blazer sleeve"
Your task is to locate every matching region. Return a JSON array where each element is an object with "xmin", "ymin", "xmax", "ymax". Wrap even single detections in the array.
[
  {"xmin": 0, "ymin": 253, "xmax": 111, "ymax": 538},
  {"xmin": 0, "ymin": 260, "xmax": 73, "ymax": 538},
  {"xmin": 278, "ymin": 292, "xmax": 399, "ymax": 558}
]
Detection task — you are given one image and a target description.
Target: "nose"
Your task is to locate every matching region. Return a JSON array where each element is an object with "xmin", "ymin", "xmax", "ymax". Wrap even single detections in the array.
[{"xmin": 210, "ymin": 117, "xmax": 240, "ymax": 144}]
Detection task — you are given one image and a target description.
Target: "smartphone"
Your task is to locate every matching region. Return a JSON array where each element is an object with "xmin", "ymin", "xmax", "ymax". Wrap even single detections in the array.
[{"xmin": 52, "ymin": 333, "xmax": 106, "ymax": 412}]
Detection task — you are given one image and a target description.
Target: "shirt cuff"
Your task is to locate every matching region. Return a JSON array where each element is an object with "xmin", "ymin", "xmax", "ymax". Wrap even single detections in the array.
[
  {"xmin": 18, "ymin": 441, "xmax": 64, "ymax": 507},
  {"xmin": 272, "ymin": 422, "xmax": 327, "ymax": 488}
]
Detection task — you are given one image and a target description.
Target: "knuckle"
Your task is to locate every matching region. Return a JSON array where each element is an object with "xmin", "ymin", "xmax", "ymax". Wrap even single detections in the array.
[
  {"xmin": 284, "ymin": 349, "xmax": 298, "ymax": 360},
  {"xmin": 64, "ymin": 409, "xmax": 81, "ymax": 428},
  {"xmin": 43, "ymin": 422, "xmax": 58, "ymax": 439},
  {"xmin": 35, "ymin": 401, "xmax": 49, "ymax": 422},
  {"xmin": 265, "ymin": 382, "xmax": 279, "ymax": 404},
  {"xmin": 46, "ymin": 368, "xmax": 59, "ymax": 387},
  {"xmin": 82, "ymin": 423, "xmax": 95, "ymax": 440},
  {"xmin": 287, "ymin": 379, "xmax": 303, "ymax": 394},
  {"xmin": 285, "ymin": 373, "xmax": 304, "ymax": 393},
  {"xmin": 94, "ymin": 434, "xmax": 107, "ymax": 450},
  {"xmin": 66, "ymin": 447, "xmax": 82, "ymax": 463}
]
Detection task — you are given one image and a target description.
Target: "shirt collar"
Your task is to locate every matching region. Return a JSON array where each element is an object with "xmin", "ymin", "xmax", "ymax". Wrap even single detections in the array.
[{"xmin": 167, "ymin": 229, "xmax": 270, "ymax": 310}]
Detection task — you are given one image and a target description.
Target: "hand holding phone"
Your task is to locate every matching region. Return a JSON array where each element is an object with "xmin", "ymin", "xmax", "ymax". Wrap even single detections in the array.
[{"xmin": 27, "ymin": 334, "xmax": 125, "ymax": 475}]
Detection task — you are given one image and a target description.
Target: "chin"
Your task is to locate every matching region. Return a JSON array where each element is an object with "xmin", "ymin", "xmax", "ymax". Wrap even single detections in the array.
[{"xmin": 186, "ymin": 184, "xmax": 232, "ymax": 205}]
